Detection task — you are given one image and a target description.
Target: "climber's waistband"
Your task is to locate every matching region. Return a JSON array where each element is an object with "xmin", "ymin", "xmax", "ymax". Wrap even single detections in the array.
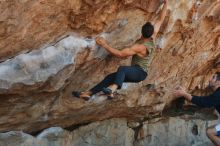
[{"xmin": 132, "ymin": 64, "xmax": 148, "ymax": 74}]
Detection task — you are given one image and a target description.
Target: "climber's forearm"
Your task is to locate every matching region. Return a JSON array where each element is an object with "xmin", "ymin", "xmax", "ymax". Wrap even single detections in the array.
[
  {"xmin": 152, "ymin": 1, "xmax": 168, "ymax": 39},
  {"xmin": 101, "ymin": 43, "xmax": 123, "ymax": 58},
  {"xmin": 95, "ymin": 37, "xmax": 137, "ymax": 58},
  {"xmin": 158, "ymin": 2, "xmax": 168, "ymax": 22}
]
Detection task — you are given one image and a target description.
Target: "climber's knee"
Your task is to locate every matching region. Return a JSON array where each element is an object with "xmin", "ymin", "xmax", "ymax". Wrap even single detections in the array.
[
  {"xmin": 105, "ymin": 73, "xmax": 116, "ymax": 80},
  {"xmin": 117, "ymin": 66, "xmax": 128, "ymax": 73}
]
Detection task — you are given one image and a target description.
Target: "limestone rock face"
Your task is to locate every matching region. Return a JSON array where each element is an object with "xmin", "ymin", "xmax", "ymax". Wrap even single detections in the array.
[
  {"xmin": 135, "ymin": 117, "xmax": 216, "ymax": 146},
  {"xmin": 0, "ymin": 119, "xmax": 134, "ymax": 146},
  {"xmin": 0, "ymin": 0, "xmax": 219, "ymax": 141},
  {"xmin": 0, "ymin": 0, "xmax": 162, "ymax": 61},
  {"xmin": 0, "ymin": 118, "xmax": 215, "ymax": 146}
]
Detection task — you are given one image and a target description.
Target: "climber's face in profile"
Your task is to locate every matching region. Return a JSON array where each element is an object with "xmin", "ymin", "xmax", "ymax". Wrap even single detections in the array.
[{"xmin": 209, "ymin": 73, "xmax": 220, "ymax": 89}]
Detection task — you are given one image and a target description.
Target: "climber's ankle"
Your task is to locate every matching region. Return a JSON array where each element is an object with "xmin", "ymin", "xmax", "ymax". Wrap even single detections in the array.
[
  {"xmin": 82, "ymin": 91, "xmax": 92, "ymax": 96},
  {"xmin": 108, "ymin": 84, "xmax": 118, "ymax": 92}
]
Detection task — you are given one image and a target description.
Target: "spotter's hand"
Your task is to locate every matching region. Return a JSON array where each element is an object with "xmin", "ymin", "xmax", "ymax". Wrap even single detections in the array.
[{"xmin": 172, "ymin": 86, "xmax": 187, "ymax": 98}]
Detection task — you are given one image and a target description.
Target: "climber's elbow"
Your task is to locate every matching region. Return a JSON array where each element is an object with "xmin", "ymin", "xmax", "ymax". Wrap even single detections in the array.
[
  {"xmin": 115, "ymin": 48, "xmax": 136, "ymax": 58},
  {"xmin": 115, "ymin": 52, "xmax": 127, "ymax": 58}
]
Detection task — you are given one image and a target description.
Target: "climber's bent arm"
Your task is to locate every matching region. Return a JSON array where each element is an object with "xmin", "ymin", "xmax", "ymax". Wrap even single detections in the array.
[
  {"xmin": 96, "ymin": 37, "xmax": 147, "ymax": 58},
  {"xmin": 151, "ymin": 0, "xmax": 168, "ymax": 40},
  {"xmin": 102, "ymin": 43, "xmax": 144, "ymax": 58}
]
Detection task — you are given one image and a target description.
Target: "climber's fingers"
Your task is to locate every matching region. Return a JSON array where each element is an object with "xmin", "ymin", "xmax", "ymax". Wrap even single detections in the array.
[
  {"xmin": 95, "ymin": 37, "xmax": 106, "ymax": 46},
  {"xmin": 163, "ymin": 0, "xmax": 167, "ymax": 4}
]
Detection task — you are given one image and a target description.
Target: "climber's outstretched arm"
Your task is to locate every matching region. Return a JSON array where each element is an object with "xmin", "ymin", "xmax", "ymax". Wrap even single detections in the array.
[
  {"xmin": 95, "ymin": 37, "xmax": 146, "ymax": 58},
  {"xmin": 152, "ymin": 0, "xmax": 168, "ymax": 40}
]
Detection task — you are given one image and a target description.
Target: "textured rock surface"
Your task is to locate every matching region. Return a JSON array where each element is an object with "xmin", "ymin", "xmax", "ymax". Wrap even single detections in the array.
[
  {"xmin": 0, "ymin": 0, "xmax": 163, "ymax": 61},
  {"xmin": 0, "ymin": 35, "xmax": 95, "ymax": 90},
  {"xmin": 135, "ymin": 117, "xmax": 216, "ymax": 146},
  {"xmin": 0, "ymin": 119, "xmax": 134, "ymax": 146},
  {"xmin": 0, "ymin": 118, "xmax": 216, "ymax": 146},
  {"xmin": 0, "ymin": 0, "xmax": 165, "ymax": 133},
  {"xmin": 0, "ymin": 0, "xmax": 219, "ymax": 142}
]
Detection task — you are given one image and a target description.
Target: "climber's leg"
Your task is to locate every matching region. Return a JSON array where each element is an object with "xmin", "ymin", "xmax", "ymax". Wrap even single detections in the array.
[
  {"xmin": 89, "ymin": 72, "xmax": 117, "ymax": 95},
  {"xmin": 73, "ymin": 66, "xmax": 147, "ymax": 100},
  {"xmin": 72, "ymin": 73, "xmax": 116, "ymax": 99},
  {"xmin": 206, "ymin": 124, "xmax": 220, "ymax": 146},
  {"xmin": 105, "ymin": 66, "xmax": 147, "ymax": 93}
]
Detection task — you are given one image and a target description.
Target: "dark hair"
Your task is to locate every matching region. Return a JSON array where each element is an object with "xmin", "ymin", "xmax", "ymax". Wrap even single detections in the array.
[
  {"xmin": 216, "ymin": 72, "xmax": 220, "ymax": 80},
  {"xmin": 141, "ymin": 22, "xmax": 154, "ymax": 38}
]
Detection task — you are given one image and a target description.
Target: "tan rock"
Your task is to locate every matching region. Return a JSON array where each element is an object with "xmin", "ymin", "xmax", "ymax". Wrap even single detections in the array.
[
  {"xmin": 0, "ymin": 0, "xmax": 219, "ymax": 138},
  {"xmin": 135, "ymin": 117, "xmax": 217, "ymax": 146},
  {"xmin": 0, "ymin": 118, "xmax": 134, "ymax": 146}
]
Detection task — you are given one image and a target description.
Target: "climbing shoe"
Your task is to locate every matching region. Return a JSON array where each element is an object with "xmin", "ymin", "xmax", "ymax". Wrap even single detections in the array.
[
  {"xmin": 102, "ymin": 87, "xmax": 114, "ymax": 100},
  {"xmin": 72, "ymin": 91, "xmax": 91, "ymax": 101}
]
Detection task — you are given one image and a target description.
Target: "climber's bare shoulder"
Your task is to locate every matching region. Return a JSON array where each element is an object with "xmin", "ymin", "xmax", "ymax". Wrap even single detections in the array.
[
  {"xmin": 117, "ymin": 44, "xmax": 145, "ymax": 58},
  {"xmin": 131, "ymin": 43, "xmax": 149, "ymax": 57}
]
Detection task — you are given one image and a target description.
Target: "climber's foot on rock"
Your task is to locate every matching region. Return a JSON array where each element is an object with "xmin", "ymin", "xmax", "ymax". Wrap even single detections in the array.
[
  {"xmin": 102, "ymin": 87, "xmax": 115, "ymax": 100},
  {"xmin": 72, "ymin": 91, "xmax": 91, "ymax": 101}
]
